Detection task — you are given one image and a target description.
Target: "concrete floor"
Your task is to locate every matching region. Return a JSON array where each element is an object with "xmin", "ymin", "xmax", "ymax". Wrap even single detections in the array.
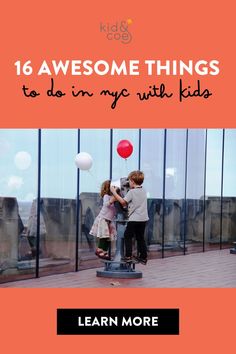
[{"xmin": 1, "ymin": 249, "xmax": 235, "ymax": 288}]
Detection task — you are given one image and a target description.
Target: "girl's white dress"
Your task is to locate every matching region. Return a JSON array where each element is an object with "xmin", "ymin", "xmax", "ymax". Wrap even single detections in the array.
[{"xmin": 89, "ymin": 194, "xmax": 117, "ymax": 240}]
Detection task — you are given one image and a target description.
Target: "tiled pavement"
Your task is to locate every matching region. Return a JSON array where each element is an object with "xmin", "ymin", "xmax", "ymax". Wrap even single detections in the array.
[{"xmin": 0, "ymin": 249, "xmax": 235, "ymax": 288}]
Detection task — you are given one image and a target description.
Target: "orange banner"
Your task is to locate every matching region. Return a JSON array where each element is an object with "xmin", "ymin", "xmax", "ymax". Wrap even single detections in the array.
[
  {"xmin": 1, "ymin": 1, "xmax": 235, "ymax": 353},
  {"xmin": 1, "ymin": 1, "xmax": 235, "ymax": 128}
]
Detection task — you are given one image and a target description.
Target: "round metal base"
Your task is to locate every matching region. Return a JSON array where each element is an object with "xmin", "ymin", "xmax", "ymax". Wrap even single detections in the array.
[{"xmin": 97, "ymin": 269, "xmax": 142, "ymax": 279}]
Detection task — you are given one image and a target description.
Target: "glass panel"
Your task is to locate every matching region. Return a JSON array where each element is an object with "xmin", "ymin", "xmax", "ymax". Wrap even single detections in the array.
[
  {"xmin": 223, "ymin": 129, "xmax": 236, "ymax": 249},
  {"xmin": 223, "ymin": 129, "xmax": 236, "ymax": 196},
  {"xmin": 205, "ymin": 129, "xmax": 223, "ymax": 250},
  {"xmin": 141, "ymin": 129, "xmax": 164, "ymax": 257},
  {"xmin": 79, "ymin": 129, "xmax": 110, "ymax": 269},
  {"xmin": 164, "ymin": 129, "xmax": 186, "ymax": 257},
  {"xmin": 185, "ymin": 129, "xmax": 206, "ymax": 254},
  {"xmin": 40, "ymin": 129, "xmax": 77, "ymax": 276},
  {"xmin": 0, "ymin": 129, "xmax": 37, "ymax": 283},
  {"xmin": 141, "ymin": 129, "xmax": 164, "ymax": 198},
  {"xmin": 80, "ymin": 129, "xmax": 110, "ymax": 193}
]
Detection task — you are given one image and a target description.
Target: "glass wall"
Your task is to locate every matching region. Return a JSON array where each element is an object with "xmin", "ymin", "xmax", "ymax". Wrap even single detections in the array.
[
  {"xmin": 0, "ymin": 129, "xmax": 38, "ymax": 282},
  {"xmin": 1, "ymin": 128, "xmax": 236, "ymax": 284},
  {"xmin": 111, "ymin": 129, "xmax": 139, "ymax": 258},
  {"xmin": 141, "ymin": 129, "xmax": 164, "ymax": 255},
  {"xmin": 223, "ymin": 129, "xmax": 236, "ymax": 249},
  {"xmin": 80, "ymin": 129, "xmax": 110, "ymax": 193},
  {"xmin": 40, "ymin": 129, "xmax": 77, "ymax": 276},
  {"xmin": 205, "ymin": 129, "xmax": 223, "ymax": 250},
  {"xmin": 185, "ymin": 129, "xmax": 206, "ymax": 253},
  {"xmin": 164, "ymin": 129, "xmax": 187, "ymax": 257},
  {"xmin": 79, "ymin": 129, "xmax": 111, "ymax": 268}
]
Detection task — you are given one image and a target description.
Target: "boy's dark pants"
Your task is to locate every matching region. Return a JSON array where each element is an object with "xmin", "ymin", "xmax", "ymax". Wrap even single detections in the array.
[{"xmin": 124, "ymin": 221, "xmax": 147, "ymax": 259}]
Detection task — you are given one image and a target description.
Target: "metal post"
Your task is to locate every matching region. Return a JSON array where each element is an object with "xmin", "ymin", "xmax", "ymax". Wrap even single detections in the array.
[
  {"xmin": 75, "ymin": 129, "xmax": 80, "ymax": 272},
  {"xmin": 36, "ymin": 129, "xmax": 41, "ymax": 278}
]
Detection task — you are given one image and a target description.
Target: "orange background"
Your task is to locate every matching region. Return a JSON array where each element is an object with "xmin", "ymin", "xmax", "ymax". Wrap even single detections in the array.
[
  {"xmin": 1, "ymin": 1, "xmax": 236, "ymax": 353},
  {"xmin": 0, "ymin": 289, "xmax": 236, "ymax": 353},
  {"xmin": 1, "ymin": 0, "xmax": 235, "ymax": 128}
]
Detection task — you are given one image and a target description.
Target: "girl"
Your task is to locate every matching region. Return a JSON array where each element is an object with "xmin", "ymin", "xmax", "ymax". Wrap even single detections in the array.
[{"xmin": 89, "ymin": 180, "xmax": 117, "ymax": 259}]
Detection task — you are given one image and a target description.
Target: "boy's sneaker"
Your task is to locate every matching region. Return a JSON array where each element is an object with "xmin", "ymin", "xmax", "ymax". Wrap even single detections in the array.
[
  {"xmin": 121, "ymin": 256, "xmax": 133, "ymax": 263},
  {"xmin": 139, "ymin": 258, "xmax": 147, "ymax": 265},
  {"xmin": 133, "ymin": 256, "xmax": 147, "ymax": 265}
]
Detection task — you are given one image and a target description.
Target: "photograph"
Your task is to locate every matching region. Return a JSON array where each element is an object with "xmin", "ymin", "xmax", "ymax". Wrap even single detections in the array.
[
  {"xmin": 1, "ymin": 0, "xmax": 235, "ymax": 352},
  {"xmin": 0, "ymin": 128, "xmax": 235, "ymax": 288}
]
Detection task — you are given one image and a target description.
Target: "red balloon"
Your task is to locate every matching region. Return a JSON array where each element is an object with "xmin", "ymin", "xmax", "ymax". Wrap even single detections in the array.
[{"xmin": 117, "ymin": 140, "xmax": 133, "ymax": 159}]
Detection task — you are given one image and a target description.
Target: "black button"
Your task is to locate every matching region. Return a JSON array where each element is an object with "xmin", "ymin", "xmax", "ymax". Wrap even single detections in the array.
[{"xmin": 57, "ymin": 308, "xmax": 179, "ymax": 335}]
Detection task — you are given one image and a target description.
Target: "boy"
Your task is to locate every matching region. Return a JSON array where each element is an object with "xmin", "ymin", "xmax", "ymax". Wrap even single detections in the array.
[{"xmin": 110, "ymin": 170, "xmax": 149, "ymax": 264}]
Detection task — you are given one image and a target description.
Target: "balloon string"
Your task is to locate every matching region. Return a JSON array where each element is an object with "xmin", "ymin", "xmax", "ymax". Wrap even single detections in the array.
[
  {"xmin": 125, "ymin": 158, "xmax": 128, "ymax": 176},
  {"xmin": 87, "ymin": 170, "xmax": 101, "ymax": 189}
]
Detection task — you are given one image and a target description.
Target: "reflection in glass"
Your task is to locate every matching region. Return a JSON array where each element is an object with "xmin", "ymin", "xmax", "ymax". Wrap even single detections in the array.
[
  {"xmin": 205, "ymin": 129, "xmax": 223, "ymax": 250},
  {"xmin": 185, "ymin": 129, "xmax": 206, "ymax": 253},
  {"xmin": 0, "ymin": 129, "xmax": 38, "ymax": 283},
  {"xmin": 164, "ymin": 129, "xmax": 186, "ymax": 257},
  {"xmin": 80, "ymin": 129, "xmax": 110, "ymax": 193},
  {"xmin": 40, "ymin": 129, "xmax": 77, "ymax": 276},
  {"xmin": 141, "ymin": 129, "xmax": 164, "ymax": 255},
  {"xmin": 141, "ymin": 129, "xmax": 164, "ymax": 198},
  {"xmin": 223, "ymin": 130, "xmax": 236, "ymax": 197},
  {"xmin": 223, "ymin": 129, "xmax": 236, "ymax": 249},
  {"xmin": 79, "ymin": 129, "xmax": 110, "ymax": 266}
]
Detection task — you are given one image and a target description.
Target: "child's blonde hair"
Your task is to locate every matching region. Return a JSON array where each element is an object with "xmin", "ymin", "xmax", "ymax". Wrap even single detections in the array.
[
  {"xmin": 128, "ymin": 170, "xmax": 144, "ymax": 185},
  {"xmin": 100, "ymin": 180, "xmax": 112, "ymax": 197}
]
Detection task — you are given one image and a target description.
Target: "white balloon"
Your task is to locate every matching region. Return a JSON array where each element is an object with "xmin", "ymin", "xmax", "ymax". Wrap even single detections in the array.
[
  {"xmin": 14, "ymin": 151, "xmax": 32, "ymax": 170},
  {"xmin": 75, "ymin": 152, "xmax": 93, "ymax": 170}
]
